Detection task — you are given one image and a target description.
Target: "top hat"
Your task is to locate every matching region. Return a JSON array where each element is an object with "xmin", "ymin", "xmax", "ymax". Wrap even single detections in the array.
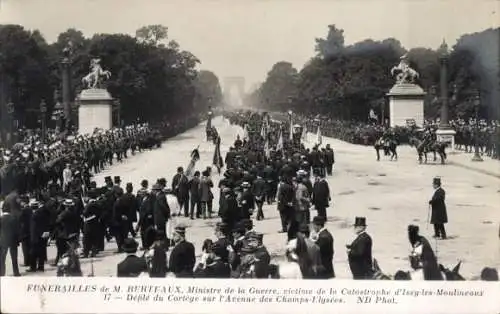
[
  {"xmin": 353, "ymin": 217, "xmax": 367, "ymax": 227},
  {"xmin": 312, "ymin": 216, "xmax": 326, "ymax": 226},
  {"xmin": 157, "ymin": 178, "xmax": 167, "ymax": 186},
  {"xmin": 202, "ymin": 170, "xmax": 209, "ymax": 177},
  {"xmin": 122, "ymin": 238, "xmax": 139, "ymax": 253},
  {"xmin": 114, "ymin": 176, "xmax": 121, "ymax": 183},
  {"xmin": 151, "ymin": 184, "xmax": 162, "ymax": 191},
  {"xmin": 141, "ymin": 179, "xmax": 148, "ymax": 187},
  {"xmin": 104, "ymin": 176, "xmax": 112, "ymax": 182},
  {"xmin": 126, "ymin": 182, "xmax": 133, "ymax": 188},
  {"xmin": 408, "ymin": 224, "xmax": 419, "ymax": 234},
  {"xmin": 433, "ymin": 177, "xmax": 441, "ymax": 186}
]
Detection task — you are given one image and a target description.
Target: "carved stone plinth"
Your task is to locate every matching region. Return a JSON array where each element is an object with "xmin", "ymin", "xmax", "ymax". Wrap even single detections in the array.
[
  {"xmin": 436, "ymin": 128, "xmax": 456, "ymax": 152},
  {"xmin": 77, "ymin": 89, "xmax": 113, "ymax": 135},
  {"xmin": 387, "ymin": 84, "xmax": 425, "ymax": 128}
]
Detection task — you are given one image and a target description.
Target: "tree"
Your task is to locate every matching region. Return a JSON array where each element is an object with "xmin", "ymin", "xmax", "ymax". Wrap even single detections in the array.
[
  {"xmin": 257, "ymin": 61, "xmax": 299, "ymax": 111},
  {"xmin": 135, "ymin": 25, "xmax": 168, "ymax": 46},
  {"xmin": 194, "ymin": 70, "xmax": 223, "ymax": 110},
  {"xmin": 315, "ymin": 24, "xmax": 345, "ymax": 59}
]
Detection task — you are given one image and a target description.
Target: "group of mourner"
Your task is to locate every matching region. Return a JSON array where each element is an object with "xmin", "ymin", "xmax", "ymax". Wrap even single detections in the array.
[{"xmin": 0, "ymin": 109, "xmax": 498, "ymax": 281}]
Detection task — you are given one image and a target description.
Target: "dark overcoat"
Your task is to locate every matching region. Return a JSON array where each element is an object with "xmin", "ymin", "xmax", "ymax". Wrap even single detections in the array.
[{"xmin": 429, "ymin": 187, "xmax": 448, "ymax": 224}]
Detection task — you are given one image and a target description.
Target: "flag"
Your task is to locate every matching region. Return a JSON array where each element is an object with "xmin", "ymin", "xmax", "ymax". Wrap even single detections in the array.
[
  {"xmin": 302, "ymin": 125, "xmax": 308, "ymax": 142},
  {"xmin": 316, "ymin": 126, "xmax": 322, "ymax": 146},
  {"xmin": 289, "ymin": 121, "xmax": 293, "ymax": 141},
  {"xmin": 213, "ymin": 137, "xmax": 223, "ymax": 168},
  {"xmin": 243, "ymin": 124, "xmax": 249, "ymax": 141},
  {"xmin": 260, "ymin": 121, "xmax": 267, "ymax": 139},
  {"xmin": 264, "ymin": 136, "xmax": 271, "ymax": 159},
  {"xmin": 277, "ymin": 130, "xmax": 284, "ymax": 151}
]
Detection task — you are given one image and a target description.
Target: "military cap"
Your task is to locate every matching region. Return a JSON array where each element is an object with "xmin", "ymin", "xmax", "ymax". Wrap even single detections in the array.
[{"xmin": 312, "ymin": 216, "xmax": 326, "ymax": 226}]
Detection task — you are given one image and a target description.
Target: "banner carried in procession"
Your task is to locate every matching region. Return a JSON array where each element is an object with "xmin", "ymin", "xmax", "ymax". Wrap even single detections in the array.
[{"xmin": 1, "ymin": 277, "xmax": 498, "ymax": 314}]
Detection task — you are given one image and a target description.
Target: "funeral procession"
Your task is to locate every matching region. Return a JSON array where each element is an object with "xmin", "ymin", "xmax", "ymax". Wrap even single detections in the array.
[{"xmin": 1, "ymin": 2, "xmax": 499, "ymax": 286}]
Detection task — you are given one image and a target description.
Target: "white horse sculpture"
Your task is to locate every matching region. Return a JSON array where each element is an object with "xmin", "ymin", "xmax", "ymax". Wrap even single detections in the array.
[
  {"xmin": 81, "ymin": 58, "xmax": 112, "ymax": 89},
  {"xmin": 390, "ymin": 54, "xmax": 419, "ymax": 84}
]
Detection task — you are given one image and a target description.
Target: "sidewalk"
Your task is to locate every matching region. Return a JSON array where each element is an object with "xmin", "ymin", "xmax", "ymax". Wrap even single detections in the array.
[{"xmin": 447, "ymin": 151, "xmax": 500, "ymax": 179}]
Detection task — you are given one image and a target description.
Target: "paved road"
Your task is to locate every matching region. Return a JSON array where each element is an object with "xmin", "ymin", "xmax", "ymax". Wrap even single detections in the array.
[{"xmin": 4, "ymin": 117, "xmax": 500, "ymax": 279}]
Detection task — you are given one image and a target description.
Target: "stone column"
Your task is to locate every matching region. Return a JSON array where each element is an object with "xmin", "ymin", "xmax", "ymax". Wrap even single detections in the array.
[{"xmin": 435, "ymin": 39, "xmax": 456, "ymax": 151}]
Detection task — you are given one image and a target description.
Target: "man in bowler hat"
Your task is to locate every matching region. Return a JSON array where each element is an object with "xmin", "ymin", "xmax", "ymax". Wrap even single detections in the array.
[
  {"xmin": 116, "ymin": 238, "xmax": 148, "ymax": 277},
  {"xmin": 429, "ymin": 177, "xmax": 448, "ymax": 239},
  {"xmin": 347, "ymin": 217, "xmax": 373, "ymax": 279}
]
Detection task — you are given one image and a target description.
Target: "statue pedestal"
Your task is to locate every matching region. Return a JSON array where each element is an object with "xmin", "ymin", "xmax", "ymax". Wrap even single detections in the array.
[
  {"xmin": 436, "ymin": 128, "xmax": 456, "ymax": 152},
  {"xmin": 77, "ymin": 89, "xmax": 113, "ymax": 135},
  {"xmin": 386, "ymin": 84, "xmax": 425, "ymax": 128}
]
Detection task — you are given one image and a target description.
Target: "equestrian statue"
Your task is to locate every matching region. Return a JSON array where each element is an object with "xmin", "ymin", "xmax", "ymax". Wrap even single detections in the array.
[
  {"xmin": 82, "ymin": 58, "xmax": 112, "ymax": 89},
  {"xmin": 390, "ymin": 54, "xmax": 419, "ymax": 85}
]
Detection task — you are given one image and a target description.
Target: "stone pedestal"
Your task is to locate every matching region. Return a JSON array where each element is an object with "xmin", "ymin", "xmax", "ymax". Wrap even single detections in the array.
[
  {"xmin": 77, "ymin": 89, "xmax": 113, "ymax": 135},
  {"xmin": 387, "ymin": 84, "xmax": 425, "ymax": 127},
  {"xmin": 436, "ymin": 128, "xmax": 456, "ymax": 152}
]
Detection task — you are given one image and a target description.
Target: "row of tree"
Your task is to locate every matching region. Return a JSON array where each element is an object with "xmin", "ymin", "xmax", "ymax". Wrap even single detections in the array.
[
  {"xmin": 245, "ymin": 25, "xmax": 499, "ymax": 121},
  {"xmin": 0, "ymin": 24, "xmax": 223, "ymax": 130}
]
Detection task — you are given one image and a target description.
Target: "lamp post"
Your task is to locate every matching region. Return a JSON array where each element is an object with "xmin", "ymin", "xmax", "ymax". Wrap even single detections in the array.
[
  {"xmin": 6, "ymin": 101, "xmax": 14, "ymax": 146},
  {"xmin": 52, "ymin": 101, "xmax": 64, "ymax": 132},
  {"xmin": 471, "ymin": 91, "xmax": 483, "ymax": 162},
  {"xmin": 40, "ymin": 99, "xmax": 47, "ymax": 142},
  {"xmin": 61, "ymin": 42, "xmax": 73, "ymax": 130}
]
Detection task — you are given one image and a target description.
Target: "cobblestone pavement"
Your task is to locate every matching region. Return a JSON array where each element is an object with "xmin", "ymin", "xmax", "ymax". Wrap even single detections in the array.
[{"xmin": 5, "ymin": 117, "xmax": 500, "ymax": 279}]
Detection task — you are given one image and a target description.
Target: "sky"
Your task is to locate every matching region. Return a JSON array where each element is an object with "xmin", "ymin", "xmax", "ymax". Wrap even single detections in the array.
[{"xmin": 0, "ymin": 0, "xmax": 498, "ymax": 91}]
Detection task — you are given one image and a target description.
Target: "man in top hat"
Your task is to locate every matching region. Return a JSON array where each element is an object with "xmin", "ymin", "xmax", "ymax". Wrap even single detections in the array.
[
  {"xmin": 116, "ymin": 238, "xmax": 148, "ymax": 277},
  {"xmin": 168, "ymin": 224, "xmax": 195, "ymax": 278},
  {"xmin": 429, "ymin": 177, "xmax": 448, "ymax": 240},
  {"xmin": 171, "ymin": 167, "xmax": 189, "ymax": 217},
  {"xmin": 312, "ymin": 215, "xmax": 335, "ymax": 278},
  {"xmin": 346, "ymin": 216, "xmax": 373, "ymax": 279},
  {"xmin": 407, "ymin": 224, "xmax": 442, "ymax": 280}
]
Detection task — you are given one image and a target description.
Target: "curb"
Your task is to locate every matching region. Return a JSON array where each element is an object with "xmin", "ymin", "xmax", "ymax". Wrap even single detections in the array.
[{"xmin": 448, "ymin": 161, "xmax": 500, "ymax": 179}]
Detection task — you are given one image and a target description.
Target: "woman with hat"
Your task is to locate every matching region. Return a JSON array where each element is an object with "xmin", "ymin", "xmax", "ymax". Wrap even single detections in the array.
[
  {"xmin": 116, "ymin": 238, "xmax": 148, "ymax": 277},
  {"xmin": 346, "ymin": 216, "xmax": 373, "ymax": 279},
  {"xmin": 168, "ymin": 224, "xmax": 195, "ymax": 278},
  {"xmin": 407, "ymin": 224, "xmax": 442, "ymax": 280},
  {"xmin": 144, "ymin": 229, "xmax": 168, "ymax": 278},
  {"xmin": 429, "ymin": 177, "xmax": 448, "ymax": 240}
]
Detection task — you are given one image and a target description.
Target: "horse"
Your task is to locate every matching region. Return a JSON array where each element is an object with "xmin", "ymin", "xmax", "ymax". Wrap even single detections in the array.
[
  {"xmin": 82, "ymin": 60, "xmax": 112, "ymax": 89},
  {"xmin": 408, "ymin": 137, "xmax": 447, "ymax": 164},
  {"xmin": 439, "ymin": 261, "xmax": 466, "ymax": 281},
  {"xmin": 374, "ymin": 138, "xmax": 398, "ymax": 161}
]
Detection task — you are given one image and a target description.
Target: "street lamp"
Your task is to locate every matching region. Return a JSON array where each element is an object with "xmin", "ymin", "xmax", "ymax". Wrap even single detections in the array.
[
  {"xmin": 471, "ymin": 91, "xmax": 483, "ymax": 162},
  {"xmin": 40, "ymin": 99, "xmax": 47, "ymax": 142}
]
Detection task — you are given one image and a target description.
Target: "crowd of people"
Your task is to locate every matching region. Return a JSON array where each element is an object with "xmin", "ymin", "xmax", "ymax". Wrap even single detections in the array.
[
  {"xmin": 0, "ymin": 109, "xmax": 498, "ymax": 281},
  {"xmin": 0, "ymin": 113, "xmax": 205, "ymax": 276},
  {"xmin": 278, "ymin": 114, "xmax": 500, "ymax": 160}
]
